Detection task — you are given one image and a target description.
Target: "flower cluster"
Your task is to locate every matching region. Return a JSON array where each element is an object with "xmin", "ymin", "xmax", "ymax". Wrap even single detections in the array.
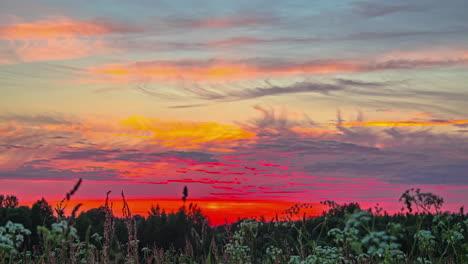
[
  {"xmin": 288, "ymin": 246, "xmax": 343, "ymax": 264},
  {"xmin": 224, "ymin": 219, "xmax": 261, "ymax": 264},
  {"xmin": 0, "ymin": 221, "xmax": 31, "ymax": 256},
  {"xmin": 265, "ymin": 245, "xmax": 283, "ymax": 263}
]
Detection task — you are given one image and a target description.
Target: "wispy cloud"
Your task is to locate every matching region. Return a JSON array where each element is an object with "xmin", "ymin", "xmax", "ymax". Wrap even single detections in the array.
[
  {"xmin": 82, "ymin": 50, "xmax": 468, "ymax": 83},
  {"xmin": 182, "ymin": 81, "xmax": 346, "ymax": 101},
  {"xmin": 176, "ymin": 79, "xmax": 392, "ymax": 102},
  {"xmin": 0, "ymin": 38, "xmax": 117, "ymax": 65},
  {"xmin": 83, "ymin": 59, "xmax": 359, "ymax": 83},
  {"xmin": 0, "ymin": 113, "xmax": 72, "ymax": 125},
  {"xmin": 160, "ymin": 14, "xmax": 276, "ymax": 30},
  {"xmin": 352, "ymin": 2, "xmax": 422, "ymax": 18},
  {"xmin": 0, "ymin": 17, "xmax": 135, "ymax": 65},
  {"xmin": 0, "ymin": 18, "xmax": 141, "ymax": 39},
  {"xmin": 335, "ymin": 119, "xmax": 468, "ymax": 127},
  {"xmin": 202, "ymin": 30, "xmax": 467, "ymax": 48},
  {"xmin": 0, "ymin": 15, "xmax": 269, "ymax": 41}
]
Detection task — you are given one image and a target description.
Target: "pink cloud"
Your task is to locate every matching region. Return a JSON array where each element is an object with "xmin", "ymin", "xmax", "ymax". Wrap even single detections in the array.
[
  {"xmin": 0, "ymin": 17, "xmax": 139, "ymax": 39},
  {"xmin": 0, "ymin": 17, "xmax": 134, "ymax": 64},
  {"xmin": 80, "ymin": 48, "xmax": 468, "ymax": 83}
]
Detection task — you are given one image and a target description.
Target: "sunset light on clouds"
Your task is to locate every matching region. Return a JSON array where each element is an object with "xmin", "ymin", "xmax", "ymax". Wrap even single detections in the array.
[{"xmin": 1, "ymin": 0, "xmax": 467, "ymax": 224}]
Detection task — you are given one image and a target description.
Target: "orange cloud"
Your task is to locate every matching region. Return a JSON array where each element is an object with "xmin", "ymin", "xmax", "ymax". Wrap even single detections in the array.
[
  {"xmin": 1, "ymin": 114, "xmax": 260, "ymax": 154},
  {"xmin": 84, "ymin": 60, "xmax": 359, "ymax": 83},
  {"xmin": 0, "ymin": 18, "xmax": 137, "ymax": 39},
  {"xmin": 335, "ymin": 119, "xmax": 468, "ymax": 127},
  {"xmin": 82, "ymin": 47, "xmax": 468, "ymax": 83},
  {"xmin": 119, "ymin": 115, "xmax": 256, "ymax": 150}
]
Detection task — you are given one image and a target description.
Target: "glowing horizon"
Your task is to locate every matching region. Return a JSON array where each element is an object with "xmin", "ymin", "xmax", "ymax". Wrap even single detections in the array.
[{"xmin": 19, "ymin": 197, "xmax": 324, "ymax": 226}]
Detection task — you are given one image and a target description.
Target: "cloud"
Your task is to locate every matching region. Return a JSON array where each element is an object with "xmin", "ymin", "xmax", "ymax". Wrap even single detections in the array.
[
  {"xmin": 0, "ymin": 14, "xmax": 277, "ymax": 65},
  {"xmin": 0, "ymin": 113, "xmax": 72, "ymax": 125},
  {"xmin": 140, "ymin": 76, "xmax": 465, "ymax": 112},
  {"xmin": 228, "ymin": 82, "xmax": 344, "ymax": 98},
  {"xmin": 242, "ymin": 110, "xmax": 468, "ymax": 186},
  {"xmin": 119, "ymin": 115, "xmax": 256, "ymax": 150},
  {"xmin": 0, "ymin": 165, "xmax": 126, "ymax": 181},
  {"xmin": 203, "ymin": 30, "xmax": 466, "ymax": 48},
  {"xmin": 53, "ymin": 148, "xmax": 122, "ymax": 161},
  {"xmin": 334, "ymin": 78, "xmax": 392, "ymax": 87},
  {"xmin": 0, "ymin": 35, "xmax": 118, "ymax": 65},
  {"xmin": 0, "ymin": 18, "xmax": 141, "ymax": 39},
  {"xmin": 207, "ymin": 37, "xmax": 274, "ymax": 47},
  {"xmin": 81, "ymin": 59, "xmax": 360, "ymax": 83},
  {"xmin": 168, "ymin": 103, "xmax": 209, "ymax": 109},
  {"xmin": 178, "ymin": 79, "xmax": 395, "ymax": 102},
  {"xmin": 82, "ymin": 50, "xmax": 468, "ymax": 84},
  {"xmin": 364, "ymin": 58, "xmax": 468, "ymax": 71},
  {"xmin": 161, "ymin": 15, "xmax": 275, "ymax": 30},
  {"xmin": 0, "ymin": 17, "xmax": 132, "ymax": 65},
  {"xmin": 181, "ymin": 81, "xmax": 345, "ymax": 101},
  {"xmin": 334, "ymin": 119, "xmax": 468, "ymax": 127},
  {"xmin": 149, "ymin": 151, "xmax": 218, "ymax": 163},
  {"xmin": 1, "ymin": 111, "xmax": 468, "ymax": 205},
  {"xmin": 352, "ymin": 2, "xmax": 422, "ymax": 18},
  {"xmin": 111, "ymin": 29, "xmax": 468, "ymax": 55},
  {"xmin": 0, "ymin": 144, "xmax": 25, "ymax": 149}
]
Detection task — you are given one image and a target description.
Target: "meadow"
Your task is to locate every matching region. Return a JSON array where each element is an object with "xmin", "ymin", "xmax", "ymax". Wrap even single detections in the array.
[{"xmin": 0, "ymin": 179, "xmax": 466, "ymax": 264}]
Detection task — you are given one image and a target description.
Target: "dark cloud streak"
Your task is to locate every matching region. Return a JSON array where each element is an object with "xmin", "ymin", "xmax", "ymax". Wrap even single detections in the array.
[{"xmin": 352, "ymin": 2, "xmax": 423, "ymax": 18}]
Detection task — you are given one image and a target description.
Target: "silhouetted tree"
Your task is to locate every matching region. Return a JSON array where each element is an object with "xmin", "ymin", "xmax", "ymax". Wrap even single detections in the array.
[
  {"xmin": 0, "ymin": 194, "xmax": 19, "ymax": 208},
  {"xmin": 31, "ymin": 198, "xmax": 54, "ymax": 227},
  {"xmin": 0, "ymin": 206, "xmax": 32, "ymax": 229},
  {"xmin": 75, "ymin": 207, "xmax": 107, "ymax": 241},
  {"xmin": 30, "ymin": 198, "xmax": 55, "ymax": 245}
]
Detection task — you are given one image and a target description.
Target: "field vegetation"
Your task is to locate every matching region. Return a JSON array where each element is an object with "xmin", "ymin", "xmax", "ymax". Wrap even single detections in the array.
[{"xmin": 0, "ymin": 179, "xmax": 467, "ymax": 263}]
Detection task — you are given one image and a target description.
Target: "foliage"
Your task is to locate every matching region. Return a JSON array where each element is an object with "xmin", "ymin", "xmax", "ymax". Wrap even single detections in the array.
[
  {"xmin": 0, "ymin": 195, "xmax": 19, "ymax": 209},
  {"xmin": 400, "ymin": 188, "xmax": 444, "ymax": 214}
]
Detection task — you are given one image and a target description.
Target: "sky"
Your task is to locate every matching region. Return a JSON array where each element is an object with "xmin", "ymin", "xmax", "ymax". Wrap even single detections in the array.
[{"xmin": 0, "ymin": 0, "xmax": 467, "ymax": 224}]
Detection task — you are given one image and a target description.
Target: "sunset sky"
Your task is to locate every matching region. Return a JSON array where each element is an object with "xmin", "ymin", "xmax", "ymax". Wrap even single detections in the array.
[{"xmin": 1, "ymin": 0, "xmax": 467, "ymax": 224}]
